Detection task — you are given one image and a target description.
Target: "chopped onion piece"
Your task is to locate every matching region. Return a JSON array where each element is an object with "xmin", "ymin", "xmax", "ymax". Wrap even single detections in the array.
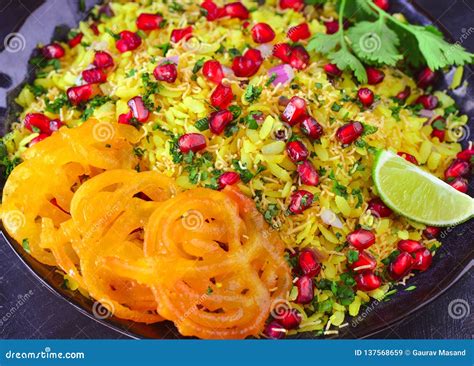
[
  {"xmin": 320, "ymin": 208, "xmax": 343, "ymax": 229},
  {"xmin": 267, "ymin": 64, "xmax": 294, "ymax": 86}
]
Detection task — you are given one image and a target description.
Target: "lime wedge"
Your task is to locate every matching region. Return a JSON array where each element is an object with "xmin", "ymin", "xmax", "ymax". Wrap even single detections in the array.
[{"xmin": 373, "ymin": 150, "xmax": 474, "ymax": 226}]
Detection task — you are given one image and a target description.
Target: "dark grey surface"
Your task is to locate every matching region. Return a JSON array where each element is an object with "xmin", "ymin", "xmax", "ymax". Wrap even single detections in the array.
[{"xmin": 0, "ymin": 0, "xmax": 473, "ymax": 339}]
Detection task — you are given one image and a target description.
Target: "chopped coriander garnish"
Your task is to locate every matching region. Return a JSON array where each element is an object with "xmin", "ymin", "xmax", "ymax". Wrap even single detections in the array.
[
  {"xmin": 244, "ymin": 85, "xmax": 263, "ymax": 104},
  {"xmin": 194, "ymin": 117, "xmax": 209, "ymax": 131},
  {"xmin": 22, "ymin": 238, "xmax": 31, "ymax": 253},
  {"xmin": 346, "ymin": 249, "xmax": 359, "ymax": 264}
]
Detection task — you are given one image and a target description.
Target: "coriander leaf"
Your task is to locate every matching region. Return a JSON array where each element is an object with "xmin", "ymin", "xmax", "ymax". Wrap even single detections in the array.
[
  {"xmin": 361, "ymin": 123, "xmax": 378, "ymax": 136},
  {"xmin": 329, "ymin": 48, "xmax": 367, "ymax": 84},
  {"xmin": 307, "ymin": 32, "xmax": 340, "ymax": 54},
  {"xmin": 244, "ymin": 85, "xmax": 262, "ymax": 103}
]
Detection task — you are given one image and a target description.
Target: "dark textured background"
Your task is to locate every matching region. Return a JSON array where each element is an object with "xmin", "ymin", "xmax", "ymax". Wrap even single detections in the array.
[{"xmin": 0, "ymin": 0, "xmax": 472, "ymax": 339}]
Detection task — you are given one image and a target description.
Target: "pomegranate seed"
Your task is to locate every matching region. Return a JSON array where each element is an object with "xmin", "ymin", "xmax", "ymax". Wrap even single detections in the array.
[
  {"xmin": 281, "ymin": 96, "xmax": 306, "ymax": 125},
  {"xmin": 211, "ymin": 83, "xmax": 234, "ymax": 109},
  {"xmin": 349, "ymin": 250, "xmax": 377, "ymax": 271},
  {"xmin": 412, "ymin": 249, "xmax": 432, "ymax": 271},
  {"xmin": 136, "ymin": 13, "xmax": 164, "ymax": 31},
  {"xmin": 397, "ymin": 240, "xmax": 424, "ymax": 253},
  {"xmin": 297, "ymin": 161, "xmax": 319, "ymax": 186},
  {"xmin": 289, "ymin": 190, "xmax": 313, "ymax": 214},
  {"xmin": 218, "ymin": 171, "xmax": 240, "ymax": 189},
  {"xmin": 209, "ymin": 109, "xmax": 234, "ymax": 135},
  {"xmin": 287, "ymin": 23, "xmax": 311, "ymax": 42},
  {"xmin": 324, "ymin": 20, "xmax": 339, "ymax": 34},
  {"xmin": 118, "ymin": 111, "xmax": 133, "ymax": 125},
  {"xmin": 68, "ymin": 32, "xmax": 83, "ymax": 48},
  {"xmin": 128, "ymin": 96, "xmax": 149, "ymax": 123},
  {"xmin": 295, "ymin": 275, "xmax": 314, "ymax": 304},
  {"xmin": 457, "ymin": 148, "xmax": 474, "ymax": 162},
  {"xmin": 355, "ymin": 271, "xmax": 382, "ymax": 291},
  {"xmin": 336, "ymin": 121, "xmax": 364, "ymax": 145},
  {"xmin": 277, "ymin": 309, "xmax": 301, "ymax": 330},
  {"xmin": 357, "ymin": 88, "xmax": 374, "ymax": 107},
  {"xmin": 366, "ymin": 67, "xmax": 385, "ymax": 85},
  {"xmin": 300, "ymin": 116, "xmax": 323, "ymax": 140},
  {"xmin": 279, "ymin": 0, "xmax": 304, "ymax": 11},
  {"xmin": 232, "ymin": 56, "xmax": 259, "ymax": 77},
  {"xmin": 202, "ymin": 60, "xmax": 224, "ymax": 84},
  {"xmin": 298, "ymin": 248, "xmax": 321, "ymax": 277},
  {"xmin": 116, "ymin": 31, "xmax": 142, "ymax": 53},
  {"xmin": 224, "ymin": 2, "xmax": 249, "ymax": 20},
  {"xmin": 417, "ymin": 67, "xmax": 437, "ymax": 89},
  {"xmin": 49, "ymin": 119, "xmax": 63, "ymax": 132},
  {"xmin": 373, "ymin": 0, "xmax": 389, "ymax": 11},
  {"xmin": 41, "ymin": 43, "xmax": 65, "ymax": 59},
  {"xmin": 397, "ymin": 152, "xmax": 418, "ymax": 165},
  {"xmin": 153, "ymin": 63, "xmax": 178, "ymax": 83},
  {"xmin": 24, "ymin": 113, "xmax": 51, "ymax": 134},
  {"xmin": 82, "ymin": 68, "xmax": 107, "ymax": 84},
  {"xmin": 286, "ymin": 141, "xmax": 308, "ymax": 162},
  {"xmin": 415, "ymin": 95, "xmax": 438, "ymax": 110},
  {"xmin": 273, "ymin": 43, "xmax": 292, "ymax": 63},
  {"xmin": 445, "ymin": 159, "xmax": 470, "ymax": 179},
  {"xmin": 367, "ymin": 198, "xmax": 392, "ymax": 218},
  {"xmin": 170, "ymin": 26, "xmax": 193, "ymax": 43},
  {"xmin": 243, "ymin": 48, "xmax": 263, "ymax": 67},
  {"xmin": 251, "ymin": 23, "xmax": 275, "ymax": 44},
  {"xmin": 67, "ymin": 84, "xmax": 100, "ymax": 105},
  {"xmin": 93, "ymin": 51, "xmax": 114, "ymax": 69},
  {"xmin": 395, "ymin": 86, "xmax": 411, "ymax": 102},
  {"xmin": 449, "ymin": 177, "xmax": 469, "ymax": 193},
  {"xmin": 178, "ymin": 133, "xmax": 207, "ymax": 153},
  {"xmin": 389, "ymin": 252, "xmax": 413, "ymax": 280},
  {"xmin": 264, "ymin": 321, "xmax": 286, "ymax": 339},
  {"xmin": 324, "ymin": 63, "xmax": 342, "ymax": 77},
  {"xmin": 201, "ymin": 0, "xmax": 226, "ymax": 21},
  {"xmin": 431, "ymin": 127, "xmax": 445, "ymax": 142},
  {"xmin": 289, "ymin": 46, "xmax": 310, "ymax": 70},
  {"xmin": 90, "ymin": 23, "xmax": 99, "ymax": 36},
  {"xmin": 347, "ymin": 229, "xmax": 376, "ymax": 250},
  {"xmin": 29, "ymin": 133, "xmax": 49, "ymax": 147},
  {"xmin": 423, "ymin": 226, "xmax": 440, "ymax": 239}
]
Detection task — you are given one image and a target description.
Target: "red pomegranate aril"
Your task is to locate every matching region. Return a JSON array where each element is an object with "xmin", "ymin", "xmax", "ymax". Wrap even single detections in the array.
[
  {"xmin": 449, "ymin": 177, "xmax": 469, "ymax": 193},
  {"xmin": 24, "ymin": 113, "xmax": 51, "ymax": 134},
  {"xmin": 287, "ymin": 23, "xmax": 311, "ymax": 42},
  {"xmin": 373, "ymin": 0, "xmax": 389, "ymax": 11},
  {"xmin": 324, "ymin": 20, "xmax": 339, "ymax": 34},
  {"xmin": 153, "ymin": 63, "xmax": 178, "ymax": 83},
  {"xmin": 116, "ymin": 31, "xmax": 142, "ymax": 53},
  {"xmin": 279, "ymin": 0, "xmax": 304, "ymax": 11},
  {"xmin": 412, "ymin": 249, "xmax": 432, "ymax": 271},
  {"xmin": 366, "ymin": 67, "xmax": 385, "ymax": 85},
  {"xmin": 201, "ymin": 0, "xmax": 226, "ymax": 21},
  {"xmin": 395, "ymin": 86, "xmax": 411, "ymax": 102},
  {"xmin": 202, "ymin": 60, "xmax": 224, "ymax": 84},
  {"xmin": 264, "ymin": 321, "xmax": 286, "ymax": 339},
  {"xmin": 41, "ymin": 43, "xmax": 65, "ymax": 59},
  {"xmin": 67, "ymin": 84, "xmax": 100, "ymax": 105},
  {"xmin": 289, "ymin": 190, "xmax": 313, "ymax": 214},
  {"xmin": 118, "ymin": 111, "xmax": 133, "ymax": 125},
  {"xmin": 457, "ymin": 148, "xmax": 474, "ymax": 162},
  {"xmin": 224, "ymin": 2, "xmax": 249, "ymax": 20},
  {"xmin": 93, "ymin": 51, "xmax": 114, "ymax": 69},
  {"xmin": 251, "ymin": 23, "xmax": 275, "ymax": 44},
  {"xmin": 295, "ymin": 275, "xmax": 314, "ymax": 304},
  {"xmin": 49, "ymin": 119, "xmax": 63, "ymax": 132},
  {"xmin": 298, "ymin": 248, "xmax": 321, "ymax": 277},
  {"xmin": 367, "ymin": 198, "xmax": 392, "ymax": 218},
  {"xmin": 90, "ymin": 23, "xmax": 99, "ymax": 36},
  {"xmin": 277, "ymin": 309, "xmax": 302, "ymax": 330},
  {"xmin": 349, "ymin": 250, "xmax": 377, "ymax": 272},
  {"xmin": 444, "ymin": 159, "xmax": 470, "ymax": 179},
  {"xmin": 82, "ymin": 68, "xmax": 107, "ymax": 84},
  {"xmin": 232, "ymin": 56, "xmax": 259, "ymax": 77},
  {"xmin": 347, "ymin": 229, "xmax": 376, "ymax": 250},
  {"xmin": 289, "ymin": 46, "xmax": 310, "ymax": 70},
  {"xmin": 415, "ymin": 95, "xmax": 438, "ymax": 110},
  {"xmin": 431, "ymin": 128, "xmax": 445, "ymax": 142},
  {"xmin": 324, "ymin": 63, "xmax": 342, "ymax": 77},
  {"xmin": 397, "ymin": 240, "xmax": 424, "ymax": 253},
  {"xmin": 389, "ymin": 252, "xmax": 414, "ymax": 280},
  {"xmin": 178, "ymin": 133, "xmax": 207, "ymax": 153},
  {"xmin": 68, "ymin": 32, "xmax": 83, "ymax": 48},
  {"xmin": 297, "ymin": 161, "xmax": 319, "ymax": 186},
  {"xmin": 170, "ymin": 26, "xmax": 193, "ymax": 43},
  {"xmin": 273, "ymin": 43, "xmax": 292, "ymax": 63},
  {"xmin": 355, "ymin": 271, "xmax": 382, "ymax": 291},
  {"xmin": 218, "ymin": 171, "xmax": 240, "ymax": 189},
  {"xmin": 300, "ymin": 116, "xmax": 323, "ymax": 140},
  {"xmin": 281, "ymin": 96, "xmax": 306, "ymax": 125},
  {"xmin": 128, "ymin": 96, "xmax": 149, "ymax": 123},
  {"xmin": 358, "ymin": 88, "xmax": 374, "ymax": 107},
  {"xmin": 417, "ymin": 67, "xmax": 437, "ymax": 89},
  {"xmin": 423, "ymin": 226, "xmax": 440, "ymax": 239},
  {"xmin": 29, "ymin": 133, "xmax": 49, "ymax": 147},
  {"xmin": 397, "ymin": 152, "xmax": 418, "ymax": 165},
  {"xmin": 243, "ymin": 48, "xmax": 263, "ymax": 67},
  {"xmin": 336, "ymin": 121, "xmax": 364, "ymax": 145},
  {"xmin": 286, "ymin": 140, "xmax": 308, "ymax": 163},
  {"xmin": 136, "ymin": 13, "xmax": 164, "ymax": 31},
  {"xmin": 209, "ymin": 109, "xmax": 234, "ymax": 135},
  {"xmin": 211, "ymin": 83, "xmax": 234, "ymax": 109}
]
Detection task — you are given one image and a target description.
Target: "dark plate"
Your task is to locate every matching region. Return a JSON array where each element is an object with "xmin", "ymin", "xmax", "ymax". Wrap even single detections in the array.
[{"xmin": 0, "ymin": 0, "xmax": 472, "ymax": 339}]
